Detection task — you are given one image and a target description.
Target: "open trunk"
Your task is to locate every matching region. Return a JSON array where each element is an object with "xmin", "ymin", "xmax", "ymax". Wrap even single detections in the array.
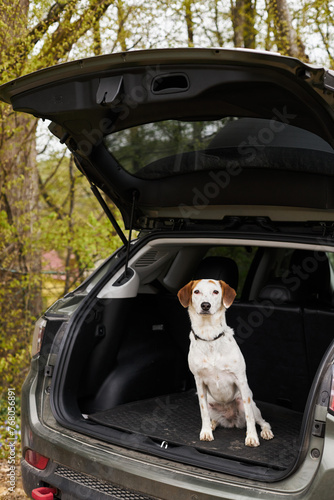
[
  {"xmin": 88, "ymin": 390, "xmax": 303, "ymax": 472},
  {"xmin": 50, "ymin": 240, "xmax": 334, "ymax": 482}
]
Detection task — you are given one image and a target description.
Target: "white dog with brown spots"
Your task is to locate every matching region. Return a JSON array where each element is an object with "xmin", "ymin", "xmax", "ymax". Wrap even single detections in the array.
[{"xmin": 178, "ymin": 279, "xmax": 274, "ymax": 447}]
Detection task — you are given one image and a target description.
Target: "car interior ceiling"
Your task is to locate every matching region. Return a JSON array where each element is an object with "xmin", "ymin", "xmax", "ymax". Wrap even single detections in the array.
[{"xmin": 72, "ymin": 243, "xmax": 334, "ymax": 421}]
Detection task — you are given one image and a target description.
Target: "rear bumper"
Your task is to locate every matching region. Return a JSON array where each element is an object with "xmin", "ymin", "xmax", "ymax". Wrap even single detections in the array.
[{"xmin": 21, "ymin": 459, "xmax": 155, "ymax": 500}]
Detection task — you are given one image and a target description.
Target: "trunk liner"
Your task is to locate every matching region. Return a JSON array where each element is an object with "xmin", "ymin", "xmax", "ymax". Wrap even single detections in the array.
[{"xmin": 88, "ymin": 390, "xmax": 303, "ymax": 470}]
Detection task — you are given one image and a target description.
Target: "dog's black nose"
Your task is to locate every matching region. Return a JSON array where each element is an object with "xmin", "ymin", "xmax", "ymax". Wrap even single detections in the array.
[{"xmin": 201, "ymin": 302, "xmax": 211, "ymax": 311}]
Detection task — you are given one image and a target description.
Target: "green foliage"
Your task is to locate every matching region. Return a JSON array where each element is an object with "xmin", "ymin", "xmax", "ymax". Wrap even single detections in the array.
[
  {"xmin": 1, "ymin": 0, "xmax": 334, "ymax": 401},
  {"xmin": 0, "ymin": 270, "xmax": 39, "ymax": 396},
  {"xmin": 0, "ymin": 147, "xmax": 125, "ymax": 396},
  {"xmin": 37, "ymin": 151, "xmax": 124, "ymax": 286}
]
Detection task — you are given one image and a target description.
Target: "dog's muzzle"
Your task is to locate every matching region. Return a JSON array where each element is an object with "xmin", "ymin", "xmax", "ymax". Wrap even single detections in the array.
[{"xmin": 201, "ymin": 302, "xmax": 211, "ymax": 313}]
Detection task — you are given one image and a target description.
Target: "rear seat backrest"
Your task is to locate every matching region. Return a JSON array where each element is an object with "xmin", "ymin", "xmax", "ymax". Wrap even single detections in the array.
[
  {"xmin": 286, "ymin": 250, "xmax": 334, "ymax": 380},
  {"xmin": 287, "ymin": 249, "xmax": 332, "ymax": 305},
  {"xmin": 226, "ymin": 250, "xmax": 334, "ymax": 411},
  {"xmin": 303, "ymin": 305, "xmax": 334, "ymax": 380},
  {"xmin": 227, "ymin": 298, "xmax": 310, "ymax": 411}
]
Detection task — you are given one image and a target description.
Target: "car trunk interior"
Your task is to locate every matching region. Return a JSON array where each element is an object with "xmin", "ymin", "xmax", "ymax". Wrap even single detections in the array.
[{"xmin": 54, "ymin": 240, "xmax": 334, "ymax": 481}]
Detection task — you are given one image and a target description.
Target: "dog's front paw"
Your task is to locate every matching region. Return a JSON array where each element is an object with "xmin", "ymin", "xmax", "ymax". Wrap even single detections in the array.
[
  {"xmin": 261, "ymin": 427, "xmax": 274, "ymax": 440},
  {"xmin": 200, "ymin": 429, "xmax": 214, "ymax": 441},
  {"xmin": 245, "ymin": 434, "xmax": 260, "ymax": 447}
]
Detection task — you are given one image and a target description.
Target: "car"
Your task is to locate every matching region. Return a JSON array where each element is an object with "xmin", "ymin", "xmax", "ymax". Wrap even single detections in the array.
[{"xmin": 2, "ymin": 47, "xmax": 334, "ymax": 499}]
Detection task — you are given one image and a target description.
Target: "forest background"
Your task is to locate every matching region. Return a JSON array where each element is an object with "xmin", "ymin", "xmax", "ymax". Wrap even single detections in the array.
[{"xmin": 1, "ymin": 0, "xmax": 334, "ymax": 398}]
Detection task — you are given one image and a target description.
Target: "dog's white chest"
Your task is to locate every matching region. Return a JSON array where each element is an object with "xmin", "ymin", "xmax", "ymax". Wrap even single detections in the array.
[
  {"xmin": 188, "ymin": 336, "xmax": 241, "ymax": 374},
  {"xmin": 188, "ymin": 338, "xmax": 241, "ymax": 402}
]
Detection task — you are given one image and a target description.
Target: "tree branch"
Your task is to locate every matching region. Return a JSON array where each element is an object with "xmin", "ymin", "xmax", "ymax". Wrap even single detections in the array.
[
  {"xmin": 314, "ymin": 6, "xmax": 334, "ymax": 65},
  {"xmin": 38, "ymin": 171, "xmax": 64, "ymax": 220},
  {"xmin": 27, "ymin": 1, "xmax": 77, "ymax": 46},
  {"xmin": 38, "ymin": 150, "xmax": 68, "ymax": 190},
  {"xmin": 40, "ymin": 0, "xmax": 115, "ymax": 64}
]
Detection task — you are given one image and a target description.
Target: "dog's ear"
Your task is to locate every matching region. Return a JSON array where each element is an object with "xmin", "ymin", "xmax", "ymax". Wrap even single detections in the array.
[
  {"xmin": 177, "ymin": 281, "xmax": 194, "ymax": 308},
  {"xmin": 219, "ymin": 280, "xmax": 236, "ymax": 309}
]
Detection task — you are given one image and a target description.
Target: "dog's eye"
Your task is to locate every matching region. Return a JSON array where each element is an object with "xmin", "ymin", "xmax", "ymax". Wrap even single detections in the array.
[
  {"xmin": 194, "ymin": 289, "xmax": 200, "ymax": 294},
  {"xmin": 213, "ymin": 290, "xmax": 219, "ymax": 295}
]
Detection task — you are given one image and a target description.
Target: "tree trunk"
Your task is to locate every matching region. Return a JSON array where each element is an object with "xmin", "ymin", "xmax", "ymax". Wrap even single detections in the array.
[
  {"xmin": 0, "ymin": 0, "xmax": 41, "ymax": 304},
  {"xmin": 0, "ymin": 110, "xmax": 42, "ymax": 317},
  {"xmin": 0, "ymin": 0, "xmax": 42, "ymax": 393},
  {"xmin": 231, "ymin": 0, "xmax": 245, "ymax": 47},
  {"xmin": 231, "ymin": 0, "xmax": 256, "ymax": 48},
  {"xmin": 184, "ymin": 0, "xmax": 195, "ymax": 47},
  {"xmin": 270, "ymin": 0, "xmax": 308, "ymax": 60},
  {"xmin": 243, "ymin": 0, "xmax": 256, "ymax": 49}
]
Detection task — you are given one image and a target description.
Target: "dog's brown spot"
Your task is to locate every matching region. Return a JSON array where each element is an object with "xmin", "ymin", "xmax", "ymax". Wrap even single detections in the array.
[
  {"xmin": 247, "ymin": 397, "xmax": 251, "ymax": 404},
  {"xmin": 177, "ymin": 279, "xmax": 202, "ymax": 308},
  {"xmin": 209, "ymin": 280, "xmax": 216, "ymax": 285},
  {"xmin": 203, "ymin": 358, "xmax": 207, "ymax": 363},
  {"xmin": 219, "ymin": 280, "xmax": 236, "ymax": 309},
  {"xmin": 201, "ymin": 394, "xmax": 204, "ymax": 398}
]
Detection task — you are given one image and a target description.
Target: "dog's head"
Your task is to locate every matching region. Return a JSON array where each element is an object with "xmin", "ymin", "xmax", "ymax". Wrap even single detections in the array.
[{"xmin": 177, "ymin": 279, "xmax": 236, "ymax": 315}]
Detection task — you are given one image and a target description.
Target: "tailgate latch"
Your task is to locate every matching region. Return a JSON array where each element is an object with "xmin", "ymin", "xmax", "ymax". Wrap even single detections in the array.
[{"xmin": 312, "ymin": 420, "xmax": 326, "ymax": 438}]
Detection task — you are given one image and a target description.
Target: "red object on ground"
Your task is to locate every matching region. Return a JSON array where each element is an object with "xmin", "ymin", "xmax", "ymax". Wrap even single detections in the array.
[{"xmin": 31, "ymin": 487, "xmax": 57, "ymax": 500}]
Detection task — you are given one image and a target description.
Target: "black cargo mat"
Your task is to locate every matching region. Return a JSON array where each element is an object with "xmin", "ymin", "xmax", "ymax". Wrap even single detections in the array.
[{"xmin": 88, "ymin": 390, "xmax": 303, "ymax": 470}]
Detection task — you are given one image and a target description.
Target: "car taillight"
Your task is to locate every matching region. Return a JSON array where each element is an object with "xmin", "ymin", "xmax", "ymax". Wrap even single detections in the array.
[
  {"xmin": 31, "ymin": 317, "xmax": 47, "ymax": 357},
  {"xmin": 329, "ymin": 365, "xmax": 334, "ymax": 415},
  {"xmin": 25, "ymin": 449, "xmax": 49, "ymax": 470}
]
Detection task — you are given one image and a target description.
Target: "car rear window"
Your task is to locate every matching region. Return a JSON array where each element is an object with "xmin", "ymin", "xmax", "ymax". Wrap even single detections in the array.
[{"xmin": 104, "ymin": 117, "xmax": 334, "ymax": 180}]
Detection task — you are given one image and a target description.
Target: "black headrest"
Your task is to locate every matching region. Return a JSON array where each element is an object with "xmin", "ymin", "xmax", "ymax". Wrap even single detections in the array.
[
  {"xmin": 290, "ymin": 249, "xmax": 330, "ymax": 284},
  {"xmin": 258, "ymin": 279, "xmax": 302, "ymax": 303},
  {"xmin": 259, "ymin": 250, "xmax": 332, "ymax": 304},
  {"xmin": 194, "ymin": 256, "xmax": 239, "ymax": 292}
]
